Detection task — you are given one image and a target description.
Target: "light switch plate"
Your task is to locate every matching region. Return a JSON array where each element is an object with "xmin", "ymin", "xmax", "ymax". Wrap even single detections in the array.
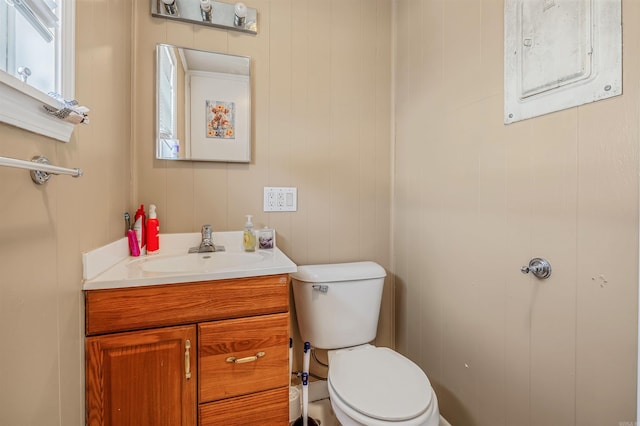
[{"xmin": 264, "ymin": 187, "xmax": 297, "ymax": 212}]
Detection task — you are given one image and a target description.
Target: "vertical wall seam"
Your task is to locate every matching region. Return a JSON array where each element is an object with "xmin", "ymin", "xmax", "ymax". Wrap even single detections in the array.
[
  {"xmin": 390, "ymin": 0, "xmax": 397, "ymax": 349},
  {"xmin": 574, "ymin": 106, "xmax": 580, "ymax": 426}
]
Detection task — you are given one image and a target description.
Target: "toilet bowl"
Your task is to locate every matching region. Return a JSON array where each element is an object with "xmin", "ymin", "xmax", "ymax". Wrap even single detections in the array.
[
  {"xmin": 327, "ymin": 345, "xmax": 439, "ymax": 426},
  {"xmin": 291, "ymin": 262, "xmax": 440, "ymax": 426}
]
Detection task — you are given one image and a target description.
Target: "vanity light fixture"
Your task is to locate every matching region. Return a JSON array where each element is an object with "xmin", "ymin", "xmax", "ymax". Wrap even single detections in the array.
[{"xmin": 151, "ymin": 0, "xmax": 257, "ymax": 35}]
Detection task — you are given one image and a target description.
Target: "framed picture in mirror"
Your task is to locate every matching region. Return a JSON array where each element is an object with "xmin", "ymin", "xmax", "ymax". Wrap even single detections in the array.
[{"xmin": 187, "ymin": 71, "xmax": 250, "ymax": 162}]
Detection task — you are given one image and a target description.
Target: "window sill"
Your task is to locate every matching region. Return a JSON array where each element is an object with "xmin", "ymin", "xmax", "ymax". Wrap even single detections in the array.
[{"xmin": 0, "ymin": 71, "xmax": 75, "ymax": 142}]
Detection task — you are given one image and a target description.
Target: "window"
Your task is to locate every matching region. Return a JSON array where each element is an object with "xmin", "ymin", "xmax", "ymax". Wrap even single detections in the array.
[
  {"xmin": 158, "ymin": 45, "xmax": 177, "ymax": 140},
  {"xmin": 0, "ymin": 0, "xmax": 67, "ymax": 96},
  {"xmin": 0, "ymin": 0, "xmax": 75, "ymax": 141},
  {"xmin": 157, "ymin": 45, "xmax": 179, "ymax": 158}
]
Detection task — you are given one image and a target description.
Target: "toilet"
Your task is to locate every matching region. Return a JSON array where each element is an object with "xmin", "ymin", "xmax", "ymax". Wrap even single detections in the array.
[{"xmin": 291, "ymin": 261, "xmax": 440, "ymax": 426}]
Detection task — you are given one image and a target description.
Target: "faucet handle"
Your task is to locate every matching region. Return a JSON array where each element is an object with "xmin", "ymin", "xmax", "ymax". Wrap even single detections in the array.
[{"xmin": 201, "ymin": 224, "xmax": 213, "ymax": 239}]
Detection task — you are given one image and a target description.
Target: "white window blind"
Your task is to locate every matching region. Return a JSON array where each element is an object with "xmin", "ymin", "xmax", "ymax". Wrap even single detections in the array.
[{"xmin": 12, "ymin": 0, "xmax": 59, "ymax": 42}]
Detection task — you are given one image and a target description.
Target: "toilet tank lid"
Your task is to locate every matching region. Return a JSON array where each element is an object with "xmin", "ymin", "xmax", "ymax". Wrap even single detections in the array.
[{"xmin": 291, "ymin": 261, "xmax": 386, "ymax": 283}]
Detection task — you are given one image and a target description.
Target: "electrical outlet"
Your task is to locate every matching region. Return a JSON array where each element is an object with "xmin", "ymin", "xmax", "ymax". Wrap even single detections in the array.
[
  {"xmin": 264, "ymin": 187, "xmax": 297, "ymax": 212},
  {"xmin": 267, "ymin": 190, "xmax": 276, "ymax": 208}
]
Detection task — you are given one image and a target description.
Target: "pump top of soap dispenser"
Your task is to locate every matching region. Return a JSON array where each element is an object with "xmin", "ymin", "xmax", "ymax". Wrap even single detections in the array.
[{"xmin": 245, "ymin": 215, "xmax": 254, "ymax": 229}]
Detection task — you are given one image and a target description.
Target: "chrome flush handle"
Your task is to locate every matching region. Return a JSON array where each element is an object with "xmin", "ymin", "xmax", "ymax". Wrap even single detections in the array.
[{"xmin": 520, "ymin": 257, "xmax": 552, "ymax": 279}]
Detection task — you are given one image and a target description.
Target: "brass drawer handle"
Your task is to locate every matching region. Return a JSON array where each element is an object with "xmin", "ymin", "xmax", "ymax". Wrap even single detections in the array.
[
  {"xmin": 226, "ymin": 351, "xmax": 266, "ymax": 364},
  {"xmin": 185, "ymin": 340, "xmax": 192, "ymax": 380}
]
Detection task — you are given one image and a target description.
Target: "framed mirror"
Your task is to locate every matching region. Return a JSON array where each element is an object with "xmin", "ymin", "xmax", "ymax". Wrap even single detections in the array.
[{"xmin": 156, "ymin": 44, "xmax": 251, "ymax": 162}]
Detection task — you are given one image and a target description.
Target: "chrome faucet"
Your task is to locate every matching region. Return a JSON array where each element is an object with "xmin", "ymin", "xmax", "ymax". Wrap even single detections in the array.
[
  {"xmin": 189, "ymin": 225, "xmax": 225, "ymax": 253},
  {"xmin": 200, "ymin": 224, "xmax": 215, "ymax": 251}
]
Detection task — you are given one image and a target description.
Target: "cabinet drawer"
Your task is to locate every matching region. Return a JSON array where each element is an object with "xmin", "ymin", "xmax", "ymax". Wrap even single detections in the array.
[
  {"xmin": 199, "ymin": 313, "xmax": 289, "ymax": 402},
  {"xmin": 85, "ymin": 274, "xmax": 289, "ymax": 335},
  {"xmin": 199, "ymin": 387, "xmax": 289, "ymax": 426}
]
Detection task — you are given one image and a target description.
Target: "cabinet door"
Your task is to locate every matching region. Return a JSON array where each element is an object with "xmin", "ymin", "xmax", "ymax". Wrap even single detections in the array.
[{"xmin": 86, "ymin": 325, "xmax": 196, "ymax": 426}]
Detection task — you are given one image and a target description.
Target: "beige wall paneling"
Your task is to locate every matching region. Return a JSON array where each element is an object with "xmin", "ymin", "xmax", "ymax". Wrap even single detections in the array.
[
  {"xmin": 289, "ymin": 0, "xmax": 311, "ymax": 265},
  {"xmin": 76, "ymin": 0, "xmax": 133, "ymax": 249},
  {"xmin": 474, "ymin": 95, "xmax": 507, "ymax": 426},
  {"xmin": 393, "ymin": 0, "xmax": 637, "ymax": 425},
  {"xmin": 575, "ymin": 3, "xmax": 640, "ymax": 418},
  {"xmin": 68, "ymin": 1, "xmax": 133, "ymax": 424},
  {"xmin": 328, "ymin": 0, "xmax": 362, "ymax": 262},
  {"xmin": 527, "ymin": 110, "xmax": 579, "ymax": 426},
  {"xmin": 503, "ymin": 117, "xmax": 535, "ymax": 426},
  {"xmin": 364, "ymin": 0, "xmax": 393, "ymax": 345},
  {"xmin": 393, "ymin": 0, "xmax": 419, "ymax": 364},
  {"xmin": 300, "ymin": 0, "xmax": 333, "ymax": 264},
  {"xmin": 374, "ymin": 0, "xmax": 394, "ymax": 347},
  {"xmin": 0, "ymin": 1, "xmax": 133, "ymax": 424},
  {"xmin": 407, "ymin": 0, "xmax": 447, "ymax": 402},
  {"xmin": 264, "ymin": 0, "xmax": 294, "ymax": 253},
  {"xmin": 0, "ymin": 126, "xmax": 60, "ymax": 425}
]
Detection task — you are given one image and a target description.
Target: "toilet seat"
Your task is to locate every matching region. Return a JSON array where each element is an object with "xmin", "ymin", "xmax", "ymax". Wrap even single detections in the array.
[{"xmin": 328, "ymin": 346, "xmax": 434, "ymax": 423}]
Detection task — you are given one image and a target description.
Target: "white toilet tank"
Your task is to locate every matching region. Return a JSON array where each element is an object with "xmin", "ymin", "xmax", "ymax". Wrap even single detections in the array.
[{"xmin": 291, "ymin": 261, "xmax": 386, "ymax": 350}]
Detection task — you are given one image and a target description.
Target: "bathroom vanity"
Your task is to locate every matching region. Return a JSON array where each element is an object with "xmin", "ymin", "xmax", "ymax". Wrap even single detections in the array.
[{"xmin": 83, "ymin": 232, "xmax": 296, "ymax": 426}]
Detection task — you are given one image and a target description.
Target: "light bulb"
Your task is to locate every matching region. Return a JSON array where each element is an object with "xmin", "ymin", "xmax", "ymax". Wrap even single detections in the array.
[
  {"xmin": 161, "ymin": 0, "xmax": 177, "ymax": 15},
  {"xmin": 200, "ymin": 0, "xmax": 211, "ymax": 21},
  {"xmin": 234, "ymin": 2, "xmax": 247, "ymax": 26},
  {"xmin": 234, "ymin": 2, "xmax": 247, "ymax": 18}
]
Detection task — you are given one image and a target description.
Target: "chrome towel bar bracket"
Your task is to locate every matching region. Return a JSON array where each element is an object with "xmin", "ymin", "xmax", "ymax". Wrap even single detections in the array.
[{"xmin": 0, "ymin": 155, "xmax": 83, "ymax": 185}]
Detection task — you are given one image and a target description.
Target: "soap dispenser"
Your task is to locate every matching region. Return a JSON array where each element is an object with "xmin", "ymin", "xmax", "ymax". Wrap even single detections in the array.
[
  {"xmin": 243, "ymin": 215, "xmax": 256, "ymax": 252},
  {"xmin": 146, "ymin": 204, "xmax": 160, "ymax": 254}
]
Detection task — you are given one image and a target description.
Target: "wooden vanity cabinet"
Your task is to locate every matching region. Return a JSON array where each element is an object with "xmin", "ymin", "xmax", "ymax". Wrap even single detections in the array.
[{"xmin": 85, "ymin": 274, "xmax": 290, "ymax": 426}]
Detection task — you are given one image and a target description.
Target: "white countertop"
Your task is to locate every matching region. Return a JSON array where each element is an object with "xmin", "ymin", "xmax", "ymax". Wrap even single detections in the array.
[{"xmin": 82, "ymin": 232, "xmax": 297, "ymax": 290}]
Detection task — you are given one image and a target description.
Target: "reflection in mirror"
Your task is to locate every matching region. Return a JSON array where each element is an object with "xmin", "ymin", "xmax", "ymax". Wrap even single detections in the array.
[{"xmin": 156, "ymin": 44, "xmax": 251, "ymax": 162}]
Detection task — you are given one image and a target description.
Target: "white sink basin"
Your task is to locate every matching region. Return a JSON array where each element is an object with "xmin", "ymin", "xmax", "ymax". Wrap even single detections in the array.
[
  {"xmin": 140, "ymin": 252, "xmax": 264, "ymax": 273},
  {"xmin": 82, "ymin": 232, "xmax": 297, "ymax": 290}
]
